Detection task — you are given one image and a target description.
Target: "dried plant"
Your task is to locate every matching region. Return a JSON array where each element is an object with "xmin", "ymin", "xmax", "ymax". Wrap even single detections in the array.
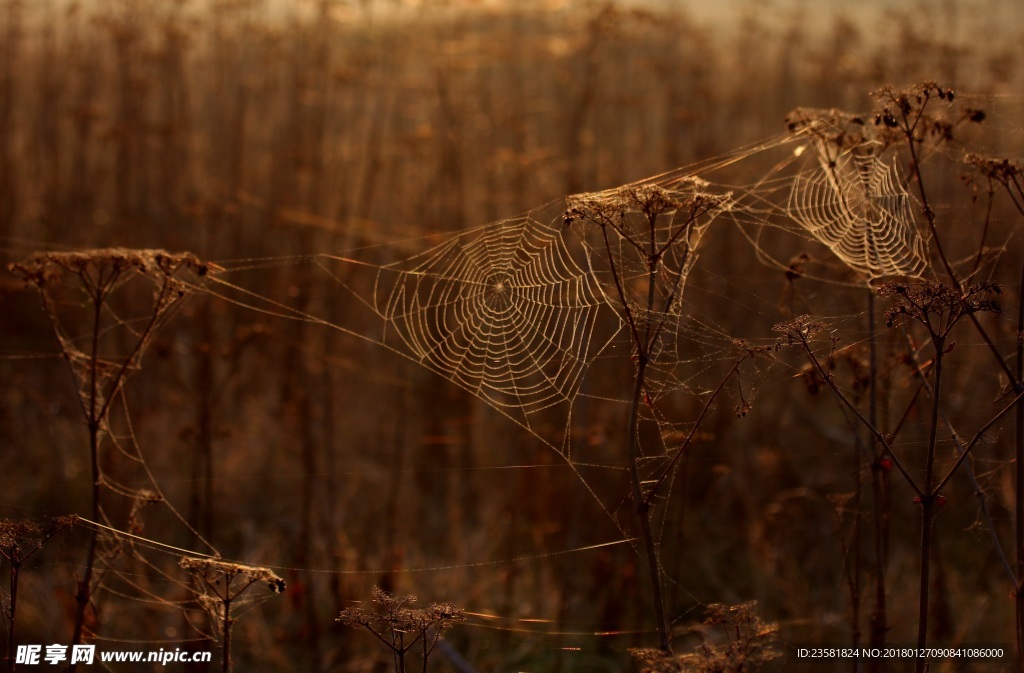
[
  {"xmin": 9, "ymin": 249, "xmax": 203, "ymax": 659},
  {"xmin": 877, "ymin": 279, "xmax": 1002, "ymax": 332},
  {"xmin": 964, "ymin": 154, "xmax": 1024, "ymax": 188},
  {"xmin": 631, "ymin": 602, "xmax": 779, "ymax": 673},
  {"xmin": 179, "ymin": 556, "xmax": 285, "ymax": 673},
  {"xmin": 337, "ymin": 586, "xmax": 465, "ymax": 673},
  {"xmin": 565, "ymin": 180, "xmax": 733, "ymax": 653},
  {"xmin": 776, "ymin": 281, "xmax": 1020, "ymax": 672},
  {"xmin": 870, "ymin": 81, "xmax": 983, "ymax": 148},
  {"xmin": 786, "ymin": 107, "xmax": 878, "ymax": 155},
  {"xmin": 962, "ymin": 150, "xmax": 1024, "ymax": 666},
  {"xmin": 0, "ymin": 516, "xmax": 76, "ymax": 673}
]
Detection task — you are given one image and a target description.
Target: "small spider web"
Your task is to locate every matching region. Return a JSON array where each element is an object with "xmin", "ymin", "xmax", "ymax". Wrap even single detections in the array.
[{"xmin": 787, "ymin": 142, "xmax": 930, "ymax": 280}]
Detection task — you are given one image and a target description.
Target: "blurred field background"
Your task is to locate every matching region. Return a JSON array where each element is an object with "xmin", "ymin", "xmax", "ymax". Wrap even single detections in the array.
[{"xmin": 2, "ymin": 0, "xmax": 1024, "ymax": 671}]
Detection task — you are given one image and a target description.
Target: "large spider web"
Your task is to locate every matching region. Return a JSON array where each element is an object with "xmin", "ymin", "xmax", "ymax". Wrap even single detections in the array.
[
  {"xmin": 350, "ymin": 212, "xmax": 614, "ymax": 423},
  {"xmin": 773, "ymin": 109, "xmax": 931, "ymax": 281},
  {"xmin": 310, "ymin": 165, "xmax": 753, "ymax": 472},
  {"xmin": 314, "ymin": 205, "xmax": 622, "ymax": 468},
  {"xmin": 787, "ymin": 147, "xmax": 929, "ymax": 279}
]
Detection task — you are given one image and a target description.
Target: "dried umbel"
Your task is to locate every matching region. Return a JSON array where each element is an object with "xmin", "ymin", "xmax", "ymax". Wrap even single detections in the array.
[
  {"xmin": 631, "ymin": 601, "xmax": 779, "ymax": 673},
  {"xmin": 179, "ymin": 556, "xmax": 283, "ymax": 673},
  {"xmin": 772, "ymin": 314, "xmax": 827, "ymax": 347},
  {"xmin": 1, "ymin": 515, "xmax": 77, "ymax": 672},
  {"xmin": 877, "ymin": 280, "xmax": 1002, "ymax": 330},
  {"xmin": 10, "ymin": 248, "xmax": 205, "ymax": 291},
  {"xmin": 964, "ymin": 153, "xmax": 1023, "ymax": 184},
  {"xmin": 869, "ymin": 82, "xmax": 984, "ymax": 145},
  {"xmin": 337, "ymin": 586, "xmax": 464, "ymax": 673},
  {"xmin": 337, "ymin": 585, "xmax": 464, "ymax": 636},
  {"xmin": 563, "ymin": 180, "xmax": 729, "ymax": 229},
  {"xmin": 0, "ymin": 516, "xmax": 77, "ymax": 562},
  {"xmin": 8, "ymin": 248, "xmax": 206, "ymax": 402},
  {"xmin": 179, "ymin": 556, "xmax": 286, "ymax": 594},
  {"xmin": 564, "ymin": 179, "xmax": 730, "ymax": 331},
  {"xmin": 786, "ymin": 107, "xmax": 872, "ymax": 153}
]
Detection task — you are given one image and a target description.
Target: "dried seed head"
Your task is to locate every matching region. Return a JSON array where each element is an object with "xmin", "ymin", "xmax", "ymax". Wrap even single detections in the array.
[
  {"xmin": 338, "ymin": 587, "xmax": 465, "ymax": 644},
  {"xmin": 878, "ymin": 280, "xmax": 1001, "ymax": 329},
  {"xmin": 964, "ymin": 154, "xmax": 1022, "ymax": 183},
  {"xmin": 9, "ymin": 248, "xmax": 204, "ymax": 288},
  {"xmin": 564, "ymin": 179, "xmax": 729, "ymax": 230},
  {"xmin": 179, "ymin": 556, "xmax": 286, "ymax": 594},
  {"xmin": 773, "ymin": 314, "xmax": 826, "ymax": 346},
  {"xmin": 0, "ymin": 516, "xmax": 76, "ymax": 561},
  {"xmin": 785, "ymin": 108, "xmax": 870, "ymax": 150}
]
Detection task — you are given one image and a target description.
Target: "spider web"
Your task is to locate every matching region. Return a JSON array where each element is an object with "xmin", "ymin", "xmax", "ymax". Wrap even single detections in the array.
[
  {"xmin": 769, "ymin": 109, "xmax": 933, "ymax": 281},
  {"xmin": 315, "ymin": 204, "xmax": 624, "ymax": 466},
  {"xmin": 348, "ymin": 211, "xmax": 616, "ymax": 426},
  {"xmin": 310, "ymin": 161, "xmax": 760, "ymax": 471},
  {"xmin": 187, "ymin": 137, "xmax": 806, "ymax": 508},
  {"xmin": 787, "ymin": 147, "xmax": 929, "ymax": 279},
  {"xmin": 193, "ymin": 131, "xmax": 872, "ymax": 558}
]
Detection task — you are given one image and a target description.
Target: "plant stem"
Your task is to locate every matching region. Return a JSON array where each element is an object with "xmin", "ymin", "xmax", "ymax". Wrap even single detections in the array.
[
  {"xmin": 70, "ymin": 293, "xmax": 104, "ymax": 664},
  {"xmin": 598, "ymin": 207, "xmax": 675, "ymax": 653},
  {"xmin": 915, "ymin": 343, "xmax": 942, "ymax": 673},
  {"xmin": 916, "ymin": 497, "xmax": 934, "ymax": 673},
  {"xmin": 900, "ymin": 334, "xmax": 1015, "ymax": 587},
  {"xmin": 7, "ymin": 560, "xmax": 18, "ymax": 673},
  {"xmin": 222, "ymin": 595, "xmax": 232, "ymax": 673},
  {"xmin": 1016, "ymin": 253, "xmax": 1024, "ymax": 669},
  {"xmin": 866, "ymin": 288, "xmax": 888, "ymax": 666},
  {"xmin": 625, "ymin": 356, "xmax": 671, "ymax": 652}
]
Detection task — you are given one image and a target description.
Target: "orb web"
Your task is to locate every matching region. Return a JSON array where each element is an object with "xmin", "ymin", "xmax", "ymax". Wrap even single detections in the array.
[
  {"xmin": 365, "ymin": 208, "xmax": 619, "ymax": 433},
  {"xmin": 787, "ymin": 138, "xmax": 929, "ymax": 280}
]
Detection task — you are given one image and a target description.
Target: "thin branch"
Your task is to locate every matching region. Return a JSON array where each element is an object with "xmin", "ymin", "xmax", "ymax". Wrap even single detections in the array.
[
  {"xmin": 799, "ymin": 338, "xmax": 922, "ymax": 496},
  {"xmin": 643, "ymin": 359, "xmax": 743, "ymax": 507}
]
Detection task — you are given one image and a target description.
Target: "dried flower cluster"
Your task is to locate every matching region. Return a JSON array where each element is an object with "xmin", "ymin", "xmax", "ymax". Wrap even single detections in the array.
[
  {"xmin": 337, "ymin": 586, "xmax": 464, "ymax": 673},
  {"xmin": 877, "ymin": 280, "xmax": 1002, "ymax": 331},
  {"xmin": 563, "ymin": 180, "xmax": 729, "ymax": 229},
  {"xmin": 179, "ymin": 556, "xmax": 286, "ymax": 594},
  {"xmin": 0, "ymin": 516, "xmax": 77, "ymax": 562},
  {"xmin": 869, "ymin": 82, "xmax": 983, "ymax": 145},
  {"xmin": 337, "ymin": 586, "xmax": 464, "ymax": 636},
  {"xmin": 631, "ymin": 602, "xmax": 779, "ymax": 673},
  {"xmin": 964, "ymin": 153, "xmax": 1023, "ymax": 184},
  {"xmin": 772, "ymin": 314, "xmax": 827, "ymax": 346},
  {"xmin": 786, "ymin": 107, "xmax": 872, "ymax": 152},
  {"xmin": 10, "ymin": 248, "xmax": 205, "ymax": 289}
]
